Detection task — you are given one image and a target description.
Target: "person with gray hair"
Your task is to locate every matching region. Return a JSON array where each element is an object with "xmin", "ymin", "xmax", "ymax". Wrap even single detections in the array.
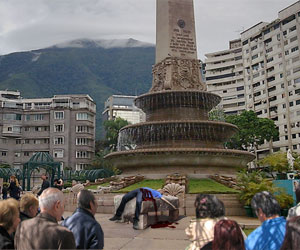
[
  {"xmin": 245, "ymin": 191, "xmax": 286, "ymax": 250},
  {"xmin": 14, "ymin": 188, "xmax": 75, "ymax": 249},
  {"xmin": 62, "ymin": 189, "xmax": 104, "ymax": 249}
]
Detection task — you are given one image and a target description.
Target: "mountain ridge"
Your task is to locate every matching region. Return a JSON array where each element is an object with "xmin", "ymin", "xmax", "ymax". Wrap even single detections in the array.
[{"xmin": 0, "ymin": 38, "xmax": 155, "ymax": 138}]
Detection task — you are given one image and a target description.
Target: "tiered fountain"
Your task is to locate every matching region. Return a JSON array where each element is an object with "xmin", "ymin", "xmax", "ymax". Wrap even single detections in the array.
[{"xmin": 105, "ymin": 0, "xmax": 255, "ymax": 177}]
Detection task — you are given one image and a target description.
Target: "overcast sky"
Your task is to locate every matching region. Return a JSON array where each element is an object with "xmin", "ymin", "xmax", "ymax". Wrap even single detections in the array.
[{"xmin": 0, "ymin": 0, "xmax": 297, "ymax": 60}]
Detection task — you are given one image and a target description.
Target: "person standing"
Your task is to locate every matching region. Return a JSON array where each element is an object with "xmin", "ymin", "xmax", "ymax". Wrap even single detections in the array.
[
  {"xmin": 0, "ymin": 198, "xmax": 20, "ymax": 249},
  {"xmin": 19, "ymin": 193, "xmax": 39, "ymax": 221},
  {"xmin": 245, "ymin": 191, "xmax": 286, "ymax": 250},
  {"xmin": 37, "ymin": 174, "xmax": 50, "ymax": 196},
  {"xmin": 8, "ymin": 176, "xmax": 20, "ymax": 200},
  {"xmin": 62, "ymin": 190, "xmax": 104, "ymax": 249},
  {"xmin": 280, "ymin": 215, "xmax": 300, "ymax": 250},
  {"xmin": 287, "ymin": 184, "xmax": 300, "ymax": 219},
  {"xmin": 14, "ymin": 188, "xmax": 75, "ymax": 249}
]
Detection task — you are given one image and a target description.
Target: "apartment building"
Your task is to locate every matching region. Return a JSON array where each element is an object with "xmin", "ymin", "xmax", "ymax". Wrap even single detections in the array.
[
  {"xmin": 205, "ymin": 39, "xmax": 246, "ymax": 116},
  {"xmin": 205, "ymin": 1, "xmax": 300, "ymax": 158},
  {"xmin": 0, "ymin": 90, "xmax": 96, "ymax": 170},
  {"xmin": 102, "ymin": 95, "xmax": 145, "ymax": 124}
]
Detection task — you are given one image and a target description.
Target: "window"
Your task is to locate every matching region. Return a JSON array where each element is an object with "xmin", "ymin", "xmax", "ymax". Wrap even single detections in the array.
[
  {"xmin": 54, "ymin": 124, "xmax": 64, "ymax": 132},
  {"xmin": 54, "ymin": 111, "xmax": 64, "ymax": 120},
  {"xmin": 24, "ymin": 152, "xmax": 30, "ymax": 156},
  {"xmin": 54, "ymin": 137, "xmax": 64, "ymax": 145},
  {"xmin": 76, "ymin": 163, "xmax": 88, "ymax": 171},
  {"xmin": 3, "ymin": 114, "xmax": 22, "ymax": 121},
  {"xmin": 15, "ymin": 152, "xmax": 21, "ymax": 157},
  {"xmin": 76, "ymin": 138, "xmax": 88, "ymax": 145},
  {"xmin": 24, "ymin": 127, "xmax": 30, "ymax": 132},
  {"xmin": 16, "ymin": 139, "xmax": 21, "ymax": 144},
  {"xmin": 290, "ymin": 26, "xmax": 297, "ymax": 32},
  {"xmin": 35, "ymin": 127, "xmax": 42, "ymax": 132},
  {"xmin": 76, "ymin": 112, "xmax": 93, "ymax": 121},
  {"xmin": 76, "ymin": 151, "xmax": 90, "ymax": 159},
  {"xmin": 34, "ymin": 114, "xmax": 44, "ymax": 121},
  {"xmin": 292, "ymin": 46, "xmax": 299, "ymax": 53},
  {"xmin": 76, "ymin": 126, "xmax": 89, "ymax": 133},
  {"xmin": 237, "ymin": 86, "xmax": 244, "ymax": 91},
  {"xmin": 24, "ymin": 139, "xmax": 30, "ymax": 144},
  {"xmin": 252, "ymin": 54, "xmax": 258, "ymax": 60},
  {"xmin": 1, "ymin": 151, "xmax": 7, "ymax": 156},
  {"xmin": 25, "ymin": 115, "xmax": 30, "ymax": 121},
  {"xmin": 53, "ymin": 149, "xmax": 64, "ymax": 158}
]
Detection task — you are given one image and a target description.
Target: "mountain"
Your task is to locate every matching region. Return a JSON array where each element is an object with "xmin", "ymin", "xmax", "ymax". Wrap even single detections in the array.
[{"xmin": 0, "ymin": 38, "xmax": 155, "ymax": 138}]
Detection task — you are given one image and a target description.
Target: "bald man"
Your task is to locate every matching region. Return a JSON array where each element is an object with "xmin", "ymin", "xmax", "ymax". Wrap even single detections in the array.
[{"xmin": 15, "ymin": 188, "xmax": 75, "ymax": 250}]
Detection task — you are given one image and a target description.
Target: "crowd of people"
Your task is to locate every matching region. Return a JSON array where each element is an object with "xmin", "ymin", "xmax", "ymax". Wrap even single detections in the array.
[{"xmin": 1, "ymin": 174, "xmax": 300, "ymax": 250}]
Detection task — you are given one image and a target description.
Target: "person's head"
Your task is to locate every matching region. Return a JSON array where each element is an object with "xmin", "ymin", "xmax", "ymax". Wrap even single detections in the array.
[
  {"xmin": 295, "ymin": 185, "xmax": 300, "ymax": 203},
  {"xmin": 281, "ymin": 216, "xmax": 300, "ymax": 250},
  {"xmin": 0, "ymin": 198, "xmax": 20, "ymax": 234},
  {"xmin": 77, "ymin": 190, "xmax": 98, "ymax": 215},
  {"xmin": 194, "ymin": 194, "xmax": 225, "ymax": 219},
  {"xmin": 212, "ymin": 219, "xmax": 245, "ymax": 250},
  {"xmin": 251, "ymin": 191, "xmax": 281, "ymax": 222},
  {"xmin": 20, "ymin": 193, "xmax": 39, "ymax": 218},
  {"xmin": 10, "ymin": 175, "xmax": 16, "ymax": 182},
  {"xmin": 41, "ymin": 174, "xmax": 47, "ymax": 181},
  {"xmin": 39, "ymin": 188, "xmax": 64, "ymax": 221}
]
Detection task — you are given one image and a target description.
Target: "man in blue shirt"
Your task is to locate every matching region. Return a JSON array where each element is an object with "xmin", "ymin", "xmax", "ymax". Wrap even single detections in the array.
[
  {"xmin": 245, "ymin": 191, "xmax": 286, "ymax": 250},
  {"xmin": 109, "ymin": 187, "xmax": 162, "ymax": 229}
]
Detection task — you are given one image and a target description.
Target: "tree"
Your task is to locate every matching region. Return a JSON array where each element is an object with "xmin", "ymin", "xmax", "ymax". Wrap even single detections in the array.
[
  {"xmin": 103, "ymin": 117, "xmax": 130, "ymax": 151},
  {"xmin": 225, "ymin": 110, "xmax": 279, "ymax": 150},
  {"xmin": 209, "ymin": 106, "xmax": 226, "ymax": 122},
  {"xmin": 258, "ymin": 151, "xmax": 300, "ymax": 173}
]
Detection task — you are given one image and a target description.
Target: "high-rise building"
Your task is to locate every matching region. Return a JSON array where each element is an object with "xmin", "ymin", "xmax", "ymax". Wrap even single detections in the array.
[
  {"xmin": 205, "ymin": 39, "xmax": 245, "ymax": 116},
  {"xmin": 102, "ymin": 95, "xmax": 145, "ymax": 124},
  {"xmin": 205, "ymin": 1, "xmax": 300, "ymax": 158},
  {"xmin": 0, "ymin": 90, "xmax": 96, "ymax": 170}
]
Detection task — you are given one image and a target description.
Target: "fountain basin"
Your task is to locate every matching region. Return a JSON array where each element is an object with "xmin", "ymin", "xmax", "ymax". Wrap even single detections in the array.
[
  {"xmin": 135, "ymin": 90, "xmax": 221, "ymax": 121},
  {"xmin": 117, "ymin": 120, "xmax": 239, "ymax": 150},
  {"xmin": 105, "ymin": 148, "xmax": 255, "ymax": 177}
]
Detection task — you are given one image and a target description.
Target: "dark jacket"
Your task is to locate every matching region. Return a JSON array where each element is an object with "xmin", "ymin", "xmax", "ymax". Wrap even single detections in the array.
[
  {"xmin": 8, "ymin": 181, "xmax": 19, "ymax": 200},
  {"xmin": 19, "ymin": 212, "xmax": 31, "ymax": 222},
  {"xmin": 37, "ymin": 180, "xmax": 50, "ymax": 196},
  {"xmin": 62, "ymin": 208, "xmax": 104, "ymax": 249},
  {"xmin": 0, "ymin": 226, "xmax": 14, "ymax": 249},
  {"xmin": 15, "ymin": 212, "xmax": 75, "ymax": 250}
]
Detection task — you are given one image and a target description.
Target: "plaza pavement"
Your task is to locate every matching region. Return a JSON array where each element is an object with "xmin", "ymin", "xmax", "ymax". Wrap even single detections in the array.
[{"xmin": 63, "ymin": 212, "xmax": 260, "ymax": 250}]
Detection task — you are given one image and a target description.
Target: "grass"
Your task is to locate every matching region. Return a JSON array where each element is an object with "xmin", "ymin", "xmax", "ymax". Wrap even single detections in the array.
[
  {"xmin": 188, "ymin": 179, "xmax": 239, "ymax": 194},
  {"xmin": 116, "ymin": 179, "xmax": 165, "ymax": 193},
  {"xmin": 244, "ymin": 228, "xmax": 255, "ymax": 236},
  {"xmin": 114, "ymin": 178, "xmax": 238, "ymax": 194},
  {"xmin": 85, "ymin": 182, "xmax": 110, "ymax": 190}
]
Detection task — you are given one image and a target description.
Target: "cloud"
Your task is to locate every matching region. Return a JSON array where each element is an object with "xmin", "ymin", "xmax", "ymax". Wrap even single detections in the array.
[{"xmin": 0, "ymin": 0, "xmax": 297, "ymax": 59}]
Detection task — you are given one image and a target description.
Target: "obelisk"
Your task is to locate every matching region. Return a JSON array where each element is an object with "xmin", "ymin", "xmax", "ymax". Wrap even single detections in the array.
[
  {"xmin": 151, "ymin": 0, "xmax": 205, "ymax": 92},
  {"xmin": 156, "ymin": 0, "xmax": 198, "ymax": 63}
]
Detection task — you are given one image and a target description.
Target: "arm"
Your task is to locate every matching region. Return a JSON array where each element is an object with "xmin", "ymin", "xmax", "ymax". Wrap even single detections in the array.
[{"xmin": 88, "ymin": 224, "xmax": 104, "ymax": 250}]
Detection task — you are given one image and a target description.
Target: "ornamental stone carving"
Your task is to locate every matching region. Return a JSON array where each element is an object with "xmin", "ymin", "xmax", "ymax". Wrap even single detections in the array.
[{"xmin": 150, "ymin": 57, "xmax": 206, "ymax": 92}]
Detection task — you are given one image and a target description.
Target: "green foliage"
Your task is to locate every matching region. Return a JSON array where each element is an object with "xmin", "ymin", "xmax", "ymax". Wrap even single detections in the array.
[
  {"xmin": 236, "ymin": 169, "xmax": 293, "ymax": 208},
  {"xmin": 275, "ymin": 192, "xmax": 294, "ymax": 209},
  {"xmin": 258, "ymin": 151, "xmax": 300, "ymax": 173},
  {"xmin": 208, "ymin": 107, "xmax": 226, "ymax": 122},
  {"xmin": 0, "ymin": 164, "xmax": 10, "ymax": 168},
  {"xmin": 117, "ymin": 179, "xmax": 165, "ymax": 193},
  {"xmin": 239, "ymin": 179, "xmax": 278, "ymax": 206},
  {"xmin": 225, "ymin": 110, "xmax": 279, "ymax": 150},
  {"xmin": 103, "ymin": 117, "xmax": 130, "ymax": 151},
  {"xmin": 188, "ymin": 179, "xmax": 239, "ymax": 194}
]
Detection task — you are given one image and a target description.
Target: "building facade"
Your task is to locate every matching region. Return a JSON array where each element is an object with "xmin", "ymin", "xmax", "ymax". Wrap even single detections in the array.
[
  {"xmin": 0, "ymin": 90, "xmax": 96, "ymax": 170},
  {"xmin": 102, "ymin": 95, "xmax": 145, "ymax": 124},
  {"xmin": 205, "ymin": 1, "xmax": 300, "ymax": 158}
]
